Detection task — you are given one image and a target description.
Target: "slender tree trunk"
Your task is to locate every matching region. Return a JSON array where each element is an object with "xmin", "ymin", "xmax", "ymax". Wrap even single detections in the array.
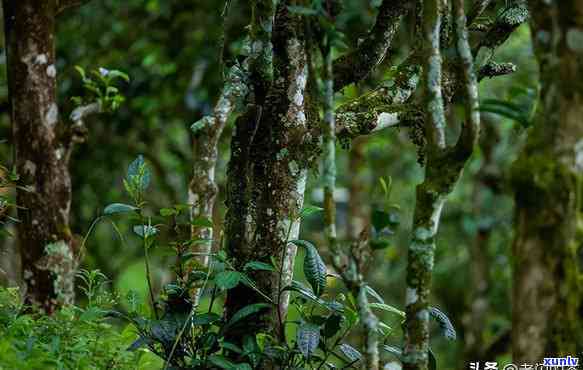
[
  {"xmin": 462, "ymin": 121, "xmax": 500, "ymax": 364},
  {"xmin": 511, "ymin": 0, "xmax": 583, "ymax": 362},
  {"xmin": 3, "ymin": 0, "xmax": 77, "ymax": 313},
  {"xmin": 403, "ymin": 0, "xmax": 480, "ymax": 368}
]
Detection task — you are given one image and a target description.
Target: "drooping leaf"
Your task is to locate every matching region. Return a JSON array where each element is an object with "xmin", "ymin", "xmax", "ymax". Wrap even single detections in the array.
[
  {"xmin": 127, "ymin": 336, "xmax": 151, "ymax": 351},
  {"xmin": 299, "ymin": 205, "xmax": 324, "ymax": 218},
  {"xmin": 297, "ymin": 322, "xmax": 320, "ymax": 358},
  {"xmin": 133, "ymin": 225, "xmax": 158, "ymax": 238},
  {"xmin": 429, "ymin": 306, "xmax": 456, "ymax": 340},
  {"xmin": 208, "ymin": 355, "xmax": 236, "ymax": 369},
  {"xmin": 223, "ymin": 303, "xmax": 271, "ymax": 332},
  {"xmin": 291, "ymin": 239, "xmax": 327, "ymax": 296},
  {"xmin": 159, "ymin": 208, "xmax": 176, "ymax": 217},
  {"xmin": 191, "ymin": 312, "xmax": 221, "ymax": 326},
  {"xmin": 429, "ymin": 348, "xmax": 437, "ymax": 370},
  {"xmin": 215, "ymin": 271, "xmax": 241, "ymax": 290},
  {"xmin": 365, "ymin": 285, "xmax": 385, "ymax": 304},
  {"xmin": 287, "ymin": 5, "xmax": 319, "ymax": 16},
  {"xmin": 369, "ymin": 302, "xmax": 405, "ymax": 318},
  {"xmin": 104, "ymin": 203, "xmax": 138, "ymax": 215},
  {"xmin": 382, "ymin": 345, "xmax": 403, "ymax": 360},
  {"xmin": 338, "ymin": 343, "xmax": 362, "ymax": 362},
  {"xmin": 191, "ymin": 216, "xmax": 213, "ymax": 228},
  {"xmin": 243, "ymin": 261, "xmax": 275, "ymax": 272}
]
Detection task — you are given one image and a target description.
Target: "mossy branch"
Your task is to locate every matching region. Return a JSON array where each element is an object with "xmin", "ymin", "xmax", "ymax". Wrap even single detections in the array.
[{"xmin": 333, "ymin": 0, "xmax": 411, "ymax": 91}]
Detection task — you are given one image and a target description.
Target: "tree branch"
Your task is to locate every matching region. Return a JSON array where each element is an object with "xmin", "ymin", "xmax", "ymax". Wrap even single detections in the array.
[
  {"xmin": 57, "ymin": 0, "xmax": 92, "ymax": 14},
  {"xmin": 333, "ymin": 0, "xmax": 411, "ymax": 91},
  {"xmin": 454, "ymin": 0, "xmax": 481, "ymax": 158}
]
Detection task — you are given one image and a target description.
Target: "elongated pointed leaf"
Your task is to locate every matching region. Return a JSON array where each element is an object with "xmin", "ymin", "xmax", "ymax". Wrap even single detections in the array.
[
  {"xmin": 369, "ymin": 302, "xmax": 405, "ymax": 318},
  {"xmin": 297, "ymin": 322, "xmax": 320, "ymax": 358},
  {"xmin": 223, "ymin": 303, "xmax": 271, "ymax": 332},
  {"xmin": 104, "ymin": 203, "xmax": 138, "ymax": 215},
  {"xmin": 215, "ymin": 271, "xmax": 241, "ymax": 290},
  {"xmin": 429, "ymin": 306, "xmax": 456, "ymax": 340},
  {"xmin": 291, "ymin": 240, "xmax": 327, "ymax": 296},
  {"xmin": 339, "ymin": 343, "xmax": 362, "ymax": 362}
]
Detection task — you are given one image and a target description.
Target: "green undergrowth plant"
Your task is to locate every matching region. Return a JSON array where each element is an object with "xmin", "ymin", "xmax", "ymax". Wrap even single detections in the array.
[
  {"xmin": 0, "ymin": 270, "xmax": 156, "ymax": 370},
  {"xmin": 93, "ymin": 157, "xmax": 458, "ymax": 369}
]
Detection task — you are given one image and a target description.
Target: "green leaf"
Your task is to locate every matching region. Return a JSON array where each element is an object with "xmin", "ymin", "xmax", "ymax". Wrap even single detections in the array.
[
  {"xmin": 133, "ymin": 225, "xmax": 158, "ymax": 238},
  {"xmin": 191, "ymin": 216, "xmax": 213, "ymax": 228},
  {"xmin": 297, "ymin": 322, "xmax": 320, "ymax": 358},
  {"xmin": 338, "ymin": 343, "xmax": 362, "ymax": 362},
  {"xmin": 371, "ymin": 209, "xmax": 392, "ymax": 231},
  {"xmin": 223, "ymin": 303, "xmax": 271, "ymax": 332},
  {"xmin": 291, "ymin": 240, "xmax": 327, "ymax": 296},
  {"xmin": 215, "ymin": 271, "xmax": 241, "ymax": 290},
  {"xmin": 299, "ymin": 205, "xmax": 324, "ymax": 218},
  {"xmin": 364, "ymin": 285, "xmax": 385, "ymax": 304},
  {"xmin": 429, "ymin": 306, "xmax": 456, "ymax": 340},
  {"xmin": 369, "ymin": 302, "xmax": 405, "ymax": 318},
  {"xmin": 287, "ymin": 5, "xmax": 319, "ymax": 16},
  {"xmin": 208, "ymin": 355, "xmax": 236, "ymax": 369},
  {"xmin": 107, "ymin": 69, "xmax": 130, "ymax": 82},
  {"xmin": 127, "ymin": 155, "xmax": 151, "ymax": 191},
  {"xmin": 192, "ymin": 312, "xmax": 221, "ymax": 326},
  {"xmin": 104, "ymin": 203, "xmax": 138, "ymax": 215},
  {"xmin": 323, "ymin": 313, "xmax": 342, "ymax": 338},
  {"xmin": 429, "ymin": 348, "xmax": 437, "ymax": 370},
  {"xmin": 243, "ymin": 261, "xmax": 275, "ymax": 272},
  {"xmin": 382, "ymin": 345, "xmax": 403, "ymax": 360},
  {"xmin": 159, "ymin": 208, "xmax": 176, "ymax": 217}
]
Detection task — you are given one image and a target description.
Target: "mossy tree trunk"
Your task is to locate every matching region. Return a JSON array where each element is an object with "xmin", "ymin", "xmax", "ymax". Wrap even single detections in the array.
[
  {"xmin": 511, "ymin": 0, "xmax": 583, "ymax": 362},
  {"xmin": 223, "ymin": 1, "xmax": 319, "ymax": 344},
  {"xmin": 3, "ymin": 0, "xmax": 92, "ymax": 313},
  {"xmin": 403, "ymin": 0, "xmax": 480, "ymax": 368}
]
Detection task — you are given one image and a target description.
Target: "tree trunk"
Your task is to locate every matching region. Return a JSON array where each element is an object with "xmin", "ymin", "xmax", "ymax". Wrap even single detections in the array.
[
  {"xmin": 223, "ymin": 2, "xmax": 318, "ymax": 344},
  {"xmin": 3, "ymin": 0, "xmax": 76, "ymax": 313},
  {"xmin": 511, "ymin": 0, "xmax": 583, "ymax": 362}
]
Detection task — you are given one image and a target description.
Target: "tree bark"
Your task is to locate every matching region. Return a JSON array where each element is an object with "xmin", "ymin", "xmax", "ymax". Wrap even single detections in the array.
[
  {"xmin": 3, "ymin": 0, "xmax": 76, "ymax": 313},
  {"xmin": 403, "ymin": 0, "xmax": 480, "ymax": 368},
  {"xmin": 511, "ymin": 0, "xmax": 583, "ymax": 362},
  {"xmin": 223, "ymin": 2, "xmax": 318, "ymax": 344}
]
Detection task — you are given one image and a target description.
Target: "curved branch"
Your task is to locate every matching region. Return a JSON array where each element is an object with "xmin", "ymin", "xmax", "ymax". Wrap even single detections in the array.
[
  {"xmin": 333, "ymin": 0, "xmax": 411, "ymax": 91},
  {"xmin": 57, "ymin": 0, "xmax": 92, "ymax": 14}
]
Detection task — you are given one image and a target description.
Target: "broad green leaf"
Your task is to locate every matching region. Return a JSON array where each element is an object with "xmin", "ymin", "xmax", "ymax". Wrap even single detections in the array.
[
  {"xmin": 287, "ymin": 5, "xmax": 319, "ymax": 16},
  {"xmin": 291, "ymin": 240, "xmax": 327, "ymax": 296},
  {"xmin": 429, "ymin": 306, "xmax": 456, "ymax": 340},
  {"xmin": 133, "ymin": 225, "xmax": 158, "ymax": 238},
  {"xmin": 215, "ymin": 271, "xmax": 241, "ymax": 290},
  {"xmin": 223, "ymin": 303, "xmax": 271, "ymax": 332},
  {"xmin": 323, "ymin": 313, "xmax": 342, "ymax": 338},
  {"xmin": 297, "ymin": 322, "xmax": 320, "ymax": 358},
  {"xmin": 208, "ymin": 355, "xmax": 236, "ymax": 369},
  {"xmin": 365, "ymin": 285, "xmax": 385, "ymax": 304},
  {"xmin": 338, "ymin": 343, "xmax": 362, "ymax": 362},
  {"xmin": 382, "ymin": 345, "xmax": 403, "ymax": 359},
  {"xmin": 127, "ymin": 155, "xmax": 151, "ymax": 191},
  {"xmin": 192, "ymin": 312, "xmax": 221, "ymax": 326},
  {"xmin": 192, "ymin": 216, "xmax": 213, "ymax": 228},
  {"xmin": 159, "ymin": 208, "xmax": 176, "ymax": 217},
  {"xmin": 369, "ymin": 302, "xmax": 405, "ymax": 318},
  {"xmin": 104, "ymin": 203, "xmax": 138, "ymax": 215},
  {"xmin": 243, "ymin": 261, "xmax": 275, "ymax": 272},
  {"xmin": 107, "ymin": 69, "xmax": 130, "ymax": 82},
  {"xmin": 300, "ymin": 205, "xmax": 324, "ymax": 218}
]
